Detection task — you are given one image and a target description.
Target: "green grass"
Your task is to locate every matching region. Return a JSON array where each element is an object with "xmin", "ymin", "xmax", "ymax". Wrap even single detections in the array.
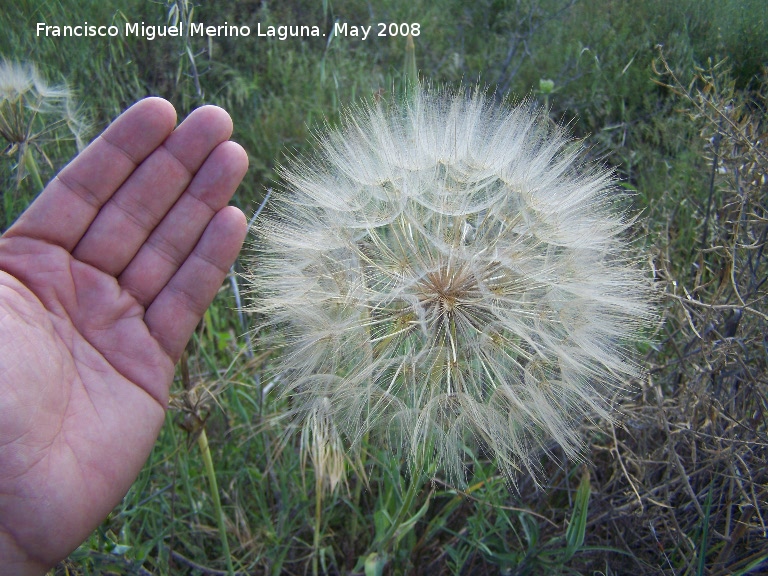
[{"xmin": 2, "ymin": 1, "xmax": 767, "ymax": 574}]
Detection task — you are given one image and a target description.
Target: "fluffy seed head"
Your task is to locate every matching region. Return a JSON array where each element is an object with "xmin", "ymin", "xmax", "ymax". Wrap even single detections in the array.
[
  {"xmin": 247, "ymin": 86, "xmax": 656, "ymax": 485},
  {"xmin": 0, "ymin": 59, "xmax": 87, "ymax": 152}
]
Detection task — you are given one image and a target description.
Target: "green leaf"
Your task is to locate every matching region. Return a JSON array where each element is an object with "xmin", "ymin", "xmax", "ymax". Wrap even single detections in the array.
[
  {"xmin": 393, "ymin": 495, "xmax": 431, "ymax": 547},
  {"xmin": 564, "ymin": 468, "xmax": 591, "ymax": 561},
  {"xmin": 373, "ymin": 509, "xmax": 391, "ymax": 540},
  {"xmin": 364, "ymin": 552, "xmax": 388, "ymax": 576},
  {"xmin": 732, "ymin": 554, "xmax": 768, "ymax": 576}
]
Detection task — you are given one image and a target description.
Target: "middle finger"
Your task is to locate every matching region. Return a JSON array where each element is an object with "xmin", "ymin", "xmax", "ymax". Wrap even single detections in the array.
[{"xmin": 73, "ymin": 105, "xmax": 234, "ymax": 276}]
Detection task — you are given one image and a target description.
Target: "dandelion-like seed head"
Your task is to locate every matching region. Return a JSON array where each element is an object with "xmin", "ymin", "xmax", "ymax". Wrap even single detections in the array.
[
  {"xmin": 0, "ymin": 61, "xmax": 35, "ymax": 100},
  {"xmin": 248, "ymin": 86, "xmax": 656, "ymax": 486},
  {"xmin": 0, "ymin": 59, "xmax": 87, "ymax": 152}
]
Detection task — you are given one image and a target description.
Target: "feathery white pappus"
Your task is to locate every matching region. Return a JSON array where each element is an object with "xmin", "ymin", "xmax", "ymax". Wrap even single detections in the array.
[
  {"xmin": 0, "ymin": 59, "xmax": 88, "ymax": 152},
  {"xmin": 246, "ymin": 86, "xmax": 656, "ymax": 486}
]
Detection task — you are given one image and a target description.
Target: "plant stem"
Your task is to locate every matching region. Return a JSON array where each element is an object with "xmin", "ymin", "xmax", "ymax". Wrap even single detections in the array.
[
  {"xmin": 21, "ymin": 144, "xmax": 44, "ymax": 192},
  {"xmin": 382, "ymin": 468, "xmax": 422, "ymax": 549},
  {"xmin": 313, "ymin": 473, "xmax": 322, "ymax": 576},
  {"xmin": 197, "ymin": 428, "xmax": 235, "ymax": 576}
]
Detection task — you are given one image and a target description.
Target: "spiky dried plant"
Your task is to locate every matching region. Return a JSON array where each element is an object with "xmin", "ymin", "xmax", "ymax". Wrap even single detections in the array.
[
  {"xmin": 301, "ymin": 396, "xmax": 346, "ymax": 493},
  {"xmin": 247, "ymin": 86, "xmax": 656, "ymax": 485}
]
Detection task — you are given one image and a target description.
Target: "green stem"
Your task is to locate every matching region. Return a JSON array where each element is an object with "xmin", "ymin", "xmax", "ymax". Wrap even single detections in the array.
[
  {"xmin": 313, "ymin": 474, "xmax": 322, "ymax": 576},
  {"xmin": 197, "ymin": 428, "xmax": 235, "ymax": 576},
  {"xmin": 21, "ymin": 144, "xmax": 44, "ymax": 192},
  {"xmin": 351, "ymin": 263, "xmax": 375, "ymax": 545},
  {"xmin": 403, "ymin": 33, "xmax": 418, "ymax": 95},
  {"xmin": 382, "ymin": 469, "xmax": 423, "ymax": 549}
]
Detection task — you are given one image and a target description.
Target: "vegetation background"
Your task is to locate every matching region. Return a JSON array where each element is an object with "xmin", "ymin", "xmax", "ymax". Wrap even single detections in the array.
[{"xmin": 1, "ymin": 0, "xmax": 767, "ymax": 574}]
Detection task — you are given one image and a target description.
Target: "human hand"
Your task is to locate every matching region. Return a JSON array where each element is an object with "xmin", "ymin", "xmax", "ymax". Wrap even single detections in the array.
[{"xmin": 0, "ymin": 98, "xmax": 248, "ymax": 574}]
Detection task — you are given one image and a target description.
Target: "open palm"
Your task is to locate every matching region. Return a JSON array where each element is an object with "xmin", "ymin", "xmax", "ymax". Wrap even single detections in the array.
[{"xmin": 0, "ymin": 98, "xmax": 248, "ymax": 574}]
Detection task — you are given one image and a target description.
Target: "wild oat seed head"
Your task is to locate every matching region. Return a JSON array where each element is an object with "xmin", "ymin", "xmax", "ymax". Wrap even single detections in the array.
[
  {"xmin": 247, "ymin": 86, "xmax": 656, "ymax": 486},
  {"xmin": 300, "ymin": 396, "xmax": 347, "ymax": 493}
]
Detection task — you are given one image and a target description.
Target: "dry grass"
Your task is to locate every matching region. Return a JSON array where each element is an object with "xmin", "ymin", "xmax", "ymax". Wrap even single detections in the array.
[{"xmin": 565, "ymin": 54, "xmax": 768, "ymax": 575}]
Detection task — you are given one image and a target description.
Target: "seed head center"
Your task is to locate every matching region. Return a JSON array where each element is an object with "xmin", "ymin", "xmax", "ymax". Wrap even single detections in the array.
[{"xmin": 419, "ymin": 266, "xmax": 477, "ymax": 317}]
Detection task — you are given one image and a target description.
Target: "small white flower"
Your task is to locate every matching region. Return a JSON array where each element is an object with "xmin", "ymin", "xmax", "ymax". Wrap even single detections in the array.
[{"xmin": 247, "ymin": 86, "xmax": 656, "ymax": 485}]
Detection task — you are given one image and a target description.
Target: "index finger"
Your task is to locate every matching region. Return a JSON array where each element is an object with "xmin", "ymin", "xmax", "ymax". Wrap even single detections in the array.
[{"xmin": 4, "ymin": 97, "xmax": 177, "ymax": 251}]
